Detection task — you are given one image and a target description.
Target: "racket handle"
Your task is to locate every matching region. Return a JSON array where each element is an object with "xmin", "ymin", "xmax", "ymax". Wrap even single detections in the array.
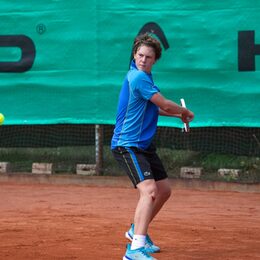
[{"xmin": 180, "ymin": 98, "xmax": 190, "ymax": 132}]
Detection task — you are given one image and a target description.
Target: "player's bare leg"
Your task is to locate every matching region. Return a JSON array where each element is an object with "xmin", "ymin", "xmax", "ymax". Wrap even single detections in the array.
[
  {"xmin": 150, "ymin": 178, "xmax": 171, "ymax": 222},
  {"xmin": 133, "ymin": 178, "xmax": 171, "ymax": 233},
  {"xmin": 126, "ymin": 178, "xmax": 171, "ymax": 253},
  {"xmin": 124, "ymin": 179, "xmax": 160, "ymax": 258},
  {"xmin": 134, "ymin": 179, "xmax": 157, "ymax": 236}
]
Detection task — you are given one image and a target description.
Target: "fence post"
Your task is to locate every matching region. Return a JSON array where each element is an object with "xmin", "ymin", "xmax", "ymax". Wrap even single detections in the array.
[{"xmin": 95, "ymin": 124, "xmax": 103, "ymax": 175}]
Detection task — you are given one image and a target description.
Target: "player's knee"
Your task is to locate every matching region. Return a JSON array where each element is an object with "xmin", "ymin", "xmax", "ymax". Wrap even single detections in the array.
[
  {"xmin": 145, "ymin": 187, "xmax": 158, "ymax": 201},
  {"xmin": 150, "ymin": 189, "xmax": 158, "ymax": 201},
  {"xmin": 140, "ymin": 183, "xmax": 158, "ymax": 201}
]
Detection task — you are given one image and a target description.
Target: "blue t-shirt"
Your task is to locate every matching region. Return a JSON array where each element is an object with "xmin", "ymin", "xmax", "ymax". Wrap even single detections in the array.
[{"xmin": 111, "ymin": 61, "xmax": 160, "ymax": 150}]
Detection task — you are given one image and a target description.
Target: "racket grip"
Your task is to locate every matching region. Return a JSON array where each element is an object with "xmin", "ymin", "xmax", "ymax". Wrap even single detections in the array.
[{"xmin": 180, "ymin": 98, "xmax": 189, "ymax": 132}]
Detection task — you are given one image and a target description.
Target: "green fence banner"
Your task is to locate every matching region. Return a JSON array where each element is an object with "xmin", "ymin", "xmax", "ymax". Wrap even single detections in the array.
[{"xmin": 0, "ymin": 1, "xmax": 260, "ymax": 127}]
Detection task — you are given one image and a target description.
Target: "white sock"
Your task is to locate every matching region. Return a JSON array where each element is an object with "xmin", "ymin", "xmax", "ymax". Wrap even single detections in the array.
[{"xmin": 131, "ymin": 234, "xmax": 146, "ymax": 250}]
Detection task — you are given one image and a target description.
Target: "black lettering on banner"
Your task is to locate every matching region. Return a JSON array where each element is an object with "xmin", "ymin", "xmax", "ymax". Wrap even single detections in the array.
[
  {"xmin": 130, "ymin": 22, "xmax": 170, "ymax": 63},
  {"xmin": 0, "ymin": 35, "xmax": 36, "ymax": 73},
  {"xmin": 238, "ymin": 30, "xmax": 260, "ymax": 71}
]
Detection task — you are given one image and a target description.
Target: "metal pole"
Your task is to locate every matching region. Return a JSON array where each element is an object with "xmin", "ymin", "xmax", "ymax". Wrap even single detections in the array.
[{"xmin": 95, "ymin": 124, "xmax": 103, "ymax": 175}]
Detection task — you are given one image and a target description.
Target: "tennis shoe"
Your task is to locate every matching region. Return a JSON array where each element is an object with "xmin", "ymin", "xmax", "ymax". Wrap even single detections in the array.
[
  {"xmin": 125, "ymin": 224, "xmax": 160, "ymax": 254},
  {"xmin": 123, "ymin": 244, "xmax": 157, "ymax": 260}
]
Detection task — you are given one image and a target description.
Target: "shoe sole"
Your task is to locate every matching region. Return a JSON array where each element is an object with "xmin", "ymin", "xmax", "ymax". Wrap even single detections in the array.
[{"xmin": 123, "ymin": 255, "xmax": 157, "ymax": 260}]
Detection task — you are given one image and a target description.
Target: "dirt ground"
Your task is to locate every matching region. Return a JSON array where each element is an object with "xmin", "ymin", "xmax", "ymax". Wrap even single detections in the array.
[{"xmin": 0, "ymin": 181, "xmax": 260, "ymax": 260}]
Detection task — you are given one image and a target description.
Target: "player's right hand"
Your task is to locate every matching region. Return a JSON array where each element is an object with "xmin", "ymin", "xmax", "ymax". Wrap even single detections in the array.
[{"xmin": 181, "ymin": 109, "xmax": 194, "ymax": 123}]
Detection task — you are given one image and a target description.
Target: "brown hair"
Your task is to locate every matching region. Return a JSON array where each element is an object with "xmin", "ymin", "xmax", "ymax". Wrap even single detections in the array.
[{"xmin": 132, "ymin": 33, "xmax": 162, "ymax": 61}]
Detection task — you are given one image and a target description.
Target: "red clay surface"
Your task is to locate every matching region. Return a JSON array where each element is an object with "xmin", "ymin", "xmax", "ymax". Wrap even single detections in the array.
[{"xmin": 0, "ymin": 182, "xmax": 260, "ymax": 260}]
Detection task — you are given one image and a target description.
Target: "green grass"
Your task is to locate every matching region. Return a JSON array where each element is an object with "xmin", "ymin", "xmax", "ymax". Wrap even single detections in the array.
[
  {"xmin": 0, "ymin": 146, "xmax": 259, "ymax": 183},
  {"xmin": 0, "ymin": 146, "xmax": 95, "ymax": 173}
]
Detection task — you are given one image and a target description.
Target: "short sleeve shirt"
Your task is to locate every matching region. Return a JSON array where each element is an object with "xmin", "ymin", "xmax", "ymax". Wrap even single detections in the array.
[{"xmin": 111, "ymin": 61, "xmax": 160, "ymax": 150}]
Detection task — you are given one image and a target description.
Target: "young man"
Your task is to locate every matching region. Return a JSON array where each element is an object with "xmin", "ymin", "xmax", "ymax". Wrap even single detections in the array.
[{"xmin": 111, "ymin": 33, "xmax": 194, "ymax": 260}]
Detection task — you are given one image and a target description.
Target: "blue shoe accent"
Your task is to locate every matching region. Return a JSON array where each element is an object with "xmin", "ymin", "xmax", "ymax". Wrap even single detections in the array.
[
  {"xmin": 123, "ymin": 244, "xmax": 157, "ymax": 260},
  {"xmin": 125, "ymin": 224, "xmax": 160, "ymax": 254},
  {"xmin": 145, "ymin": 234, "xmax": 160, "ymax": 254}
]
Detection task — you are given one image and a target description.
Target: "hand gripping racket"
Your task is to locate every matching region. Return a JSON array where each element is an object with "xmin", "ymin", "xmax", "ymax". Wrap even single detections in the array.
[{"xmin": 180, "ymin": 98, "xmax": 190, "ymax": 132}]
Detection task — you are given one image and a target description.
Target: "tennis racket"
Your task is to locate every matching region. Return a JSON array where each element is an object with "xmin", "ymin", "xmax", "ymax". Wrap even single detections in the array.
[{"xmin": 180, "ymin": 98, "xmax": 190, "ymax": 132}]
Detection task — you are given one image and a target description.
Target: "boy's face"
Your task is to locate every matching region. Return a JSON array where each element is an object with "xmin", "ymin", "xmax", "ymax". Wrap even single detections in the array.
[{"xmin": 134, "ymin": 45, "xmax": 156, "ymax": 73}]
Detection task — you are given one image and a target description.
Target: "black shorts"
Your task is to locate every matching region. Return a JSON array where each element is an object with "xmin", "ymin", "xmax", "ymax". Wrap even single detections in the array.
[{"xmin": 112, "ymin": 144, "xmax": 168, "ymax": 188}]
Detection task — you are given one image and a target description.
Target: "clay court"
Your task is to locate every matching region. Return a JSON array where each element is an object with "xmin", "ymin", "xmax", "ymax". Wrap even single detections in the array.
[{"xmin": 0, "ymin": 177, "xmax": 260, "ymax": 260}]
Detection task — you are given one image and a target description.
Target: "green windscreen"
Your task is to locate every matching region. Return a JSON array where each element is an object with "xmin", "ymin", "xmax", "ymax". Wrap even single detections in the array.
[{"xmin": 0, "ymin": 1, "xmax": 259, "ymax": 128}]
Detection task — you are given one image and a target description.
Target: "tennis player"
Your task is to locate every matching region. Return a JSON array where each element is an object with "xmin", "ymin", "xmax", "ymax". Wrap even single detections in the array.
[{"xmin": 111, "ymin": 33, "xmax": 194, "ymax": 260}]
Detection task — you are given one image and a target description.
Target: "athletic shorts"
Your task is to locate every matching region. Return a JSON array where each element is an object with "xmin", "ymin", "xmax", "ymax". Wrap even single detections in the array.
[{"xmin": 112, "ymin": 144, "xmax": 168, "ymax": 188}]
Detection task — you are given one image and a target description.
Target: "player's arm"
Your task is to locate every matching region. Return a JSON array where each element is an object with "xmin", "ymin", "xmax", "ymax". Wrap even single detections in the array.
[
  {"xmin": 158, "ymin": 108, "xmax": 181, "ymax": 118},
  {"xmin": 150, "ymin": 92, "xmax": 194, "ymax": 123}
]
